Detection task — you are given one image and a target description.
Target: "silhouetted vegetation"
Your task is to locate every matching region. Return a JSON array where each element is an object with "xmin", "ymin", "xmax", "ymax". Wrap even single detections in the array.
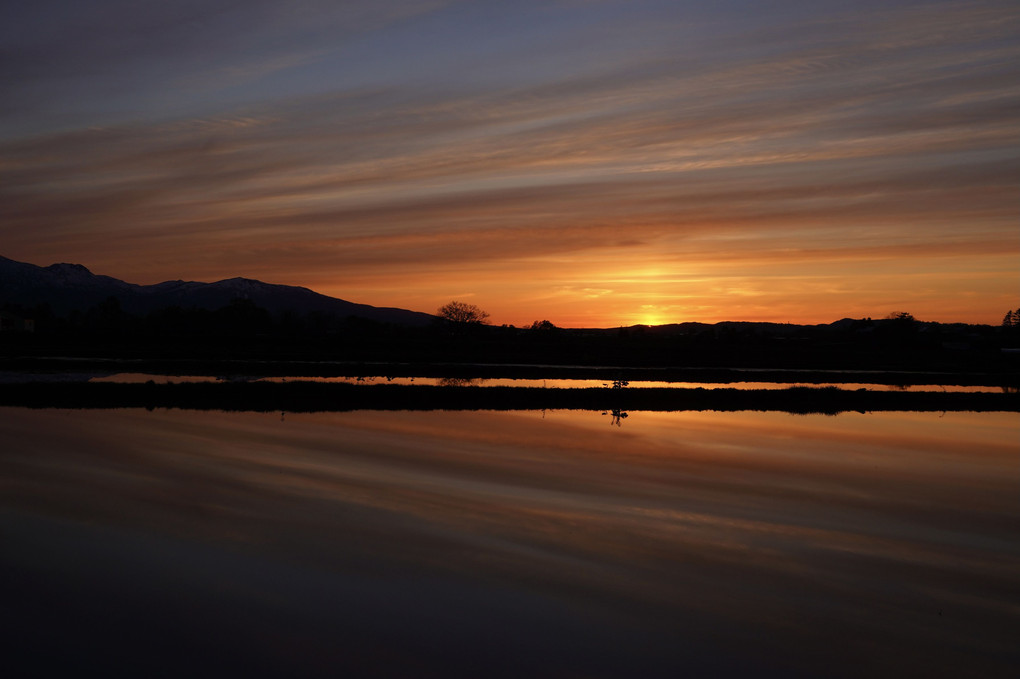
[
  {"xmin": 437, "ymin": 300, "xmax": 489, "ymax": 324},
  {"xmin": 1, "ymin": 297, "xmax": 1018, "ymax": 378}
]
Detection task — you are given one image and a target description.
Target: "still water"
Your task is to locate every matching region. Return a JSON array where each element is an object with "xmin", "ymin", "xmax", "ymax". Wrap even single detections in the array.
[
  {"xmin": 87, "ymin": 372, "xmax": 1006, "ymax": 392},
  {"xmin": 1, "ymin": 408, "xmax": 1017, "ymax": 677},
  {"xmin": 1, "ymin": 371, "xmax": 1007, "ymax": 391}
]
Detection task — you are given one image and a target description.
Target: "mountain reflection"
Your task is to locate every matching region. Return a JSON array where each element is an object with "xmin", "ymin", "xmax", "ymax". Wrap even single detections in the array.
[{"xmin": 1, "ymin": 408, "xmax": 1017, "ymax": 677}]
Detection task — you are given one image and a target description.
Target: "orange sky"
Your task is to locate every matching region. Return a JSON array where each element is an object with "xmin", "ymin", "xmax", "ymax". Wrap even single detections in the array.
[{"xmin": 1, "ymin": 1, "xmax": 1017, "ymax": 327}]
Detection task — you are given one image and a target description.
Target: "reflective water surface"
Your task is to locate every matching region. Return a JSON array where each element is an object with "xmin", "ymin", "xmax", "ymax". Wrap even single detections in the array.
[
  {"xmin": 90, "ymin": 373, "xmax": 1009, "ymax": 392},
  {"xmin": 1, "ymin": 370, "xmax": 1010, "ymax": 392},
  {"xmin": 1, "ymin": 408, "xmax": 1017, "ymax": 677}
]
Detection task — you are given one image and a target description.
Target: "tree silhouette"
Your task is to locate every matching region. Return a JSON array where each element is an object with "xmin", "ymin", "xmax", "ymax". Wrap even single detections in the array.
[{"xmin": 437, "ymin": 301, "xmax": 489, "ymax": 325}]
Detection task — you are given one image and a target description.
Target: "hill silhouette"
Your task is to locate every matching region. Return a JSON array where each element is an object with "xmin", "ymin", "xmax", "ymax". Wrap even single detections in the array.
[
  {"xmin": 0, "ymin": 255, "xmax": 433, "ymax": 325},
  {"xmin": 1, "ymin": 254, "xmax": 1016, "ymax": 375}
]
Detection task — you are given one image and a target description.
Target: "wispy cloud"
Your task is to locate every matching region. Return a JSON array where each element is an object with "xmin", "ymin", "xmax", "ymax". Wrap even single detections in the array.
[{"xmin": 1, "ymin": 0, "xmax": 1017, "ymax": 324}]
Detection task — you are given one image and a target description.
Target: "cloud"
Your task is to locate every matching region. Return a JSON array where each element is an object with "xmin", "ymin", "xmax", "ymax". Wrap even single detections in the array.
[
  {"xmin": 0, "ymin": 0, "xmax": 459, "ymax": 133},
  {"xmin": 1, "ymin": 1, "xmax": 1017, "ymax": 323}
]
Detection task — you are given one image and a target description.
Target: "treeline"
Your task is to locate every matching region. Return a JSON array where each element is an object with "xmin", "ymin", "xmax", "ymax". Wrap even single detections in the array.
[{"xmin": 2, "ymin": 296, "xmax": 1018, "ymax": 372}]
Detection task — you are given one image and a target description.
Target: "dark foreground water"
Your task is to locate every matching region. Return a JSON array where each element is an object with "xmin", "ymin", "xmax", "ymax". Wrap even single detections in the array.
[{"xmin": 1, "ymin": 408, "xmax": 1017, "ymax": 677}]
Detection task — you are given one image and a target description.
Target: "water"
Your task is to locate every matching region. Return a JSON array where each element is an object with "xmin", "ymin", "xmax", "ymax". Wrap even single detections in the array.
[
  {"xmin": 1, "ymin": 407, "xmax": 1017, "ymax": 677},
  {"xmin": 1, "ymin": 370, "xmax": 1007, "ymax": 392}
]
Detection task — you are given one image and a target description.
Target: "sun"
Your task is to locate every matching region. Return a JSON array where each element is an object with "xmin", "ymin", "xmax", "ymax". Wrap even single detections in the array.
[
  {"xmin": 638, "ymin": 307, "xmax": 664, "ymax": 326},
  {"xmin": 641, "ymin": 314, "xmax": 660, "ymax": 326}
]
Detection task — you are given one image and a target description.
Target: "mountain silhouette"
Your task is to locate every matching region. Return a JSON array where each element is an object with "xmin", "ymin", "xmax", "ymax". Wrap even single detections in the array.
[{"xmin": 0, "ymin": 255, "xmax": 434, "ymax": 325}]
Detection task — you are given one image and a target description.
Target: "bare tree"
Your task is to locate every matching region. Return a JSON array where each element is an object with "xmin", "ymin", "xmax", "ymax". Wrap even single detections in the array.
[{"xmin": 437, "ymin": 301, "xmax": 490, "ymax": 325}]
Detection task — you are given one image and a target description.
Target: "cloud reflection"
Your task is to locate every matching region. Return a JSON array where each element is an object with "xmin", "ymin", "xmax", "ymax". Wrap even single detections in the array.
[{"xmin": 1, "ymin": 407, "xmax": 1018, "ymax": 675}]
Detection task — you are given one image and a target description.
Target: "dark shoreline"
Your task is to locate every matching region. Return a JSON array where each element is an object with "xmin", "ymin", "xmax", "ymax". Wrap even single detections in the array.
[
  {"xmin": 2, "ymin": 356, "xmax": 1018, "ymax": 387},
  {"xmin": 2, "ymin": 381, "xmax": 1017, "ymax": 414}
]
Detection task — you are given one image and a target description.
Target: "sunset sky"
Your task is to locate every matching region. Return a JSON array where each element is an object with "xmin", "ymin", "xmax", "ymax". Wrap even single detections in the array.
[{"xmin": 2, "ymin": 0, "xmax": 1017, "ymax": 327}]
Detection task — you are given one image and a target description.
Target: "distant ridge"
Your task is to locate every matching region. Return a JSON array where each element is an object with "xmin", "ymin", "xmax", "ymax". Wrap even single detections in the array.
[{"xmin": 0, "ymin": 255, "xmax": 434, "ymax": 326}]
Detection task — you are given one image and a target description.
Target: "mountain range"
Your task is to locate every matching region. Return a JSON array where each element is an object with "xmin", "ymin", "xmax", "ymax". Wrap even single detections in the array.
[{"xmin": 0, "ymin": 255, "xmax": 434, "ymax": 326}]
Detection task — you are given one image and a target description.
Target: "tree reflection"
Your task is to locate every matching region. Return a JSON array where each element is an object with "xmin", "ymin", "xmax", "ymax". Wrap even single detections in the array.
[
  {"xmin": 600, "ymin": 377, "xmax": 630, "ymax": 425},
  {"xmin": 602, "ymin": 408, "xmax": 629, "ymax": 426}
]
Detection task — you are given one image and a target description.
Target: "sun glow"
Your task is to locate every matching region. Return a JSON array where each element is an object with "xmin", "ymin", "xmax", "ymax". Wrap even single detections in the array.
[
  {"xmin": 3, "ymin": 1, "xmax": 1016, "ymax": 330},
  {"xmin": 638, "ymin": 306, "xmax": 666, "ymax": 327}
]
